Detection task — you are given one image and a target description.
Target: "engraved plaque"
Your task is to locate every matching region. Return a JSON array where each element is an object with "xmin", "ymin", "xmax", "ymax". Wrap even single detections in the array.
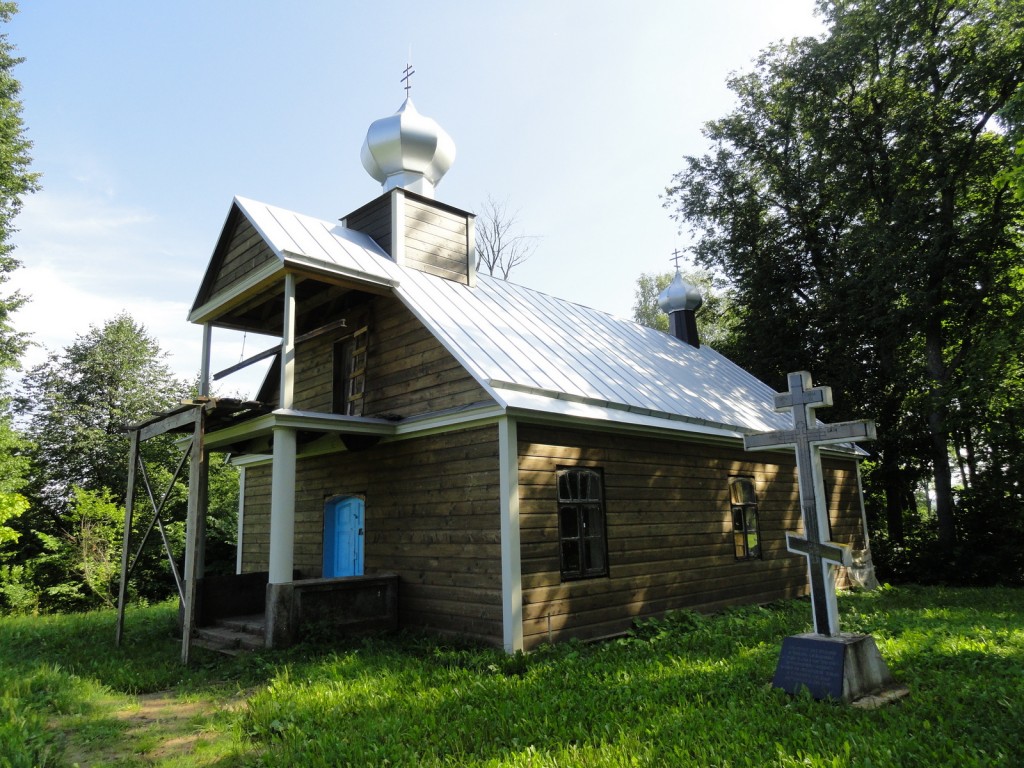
[{"xmin": 773, "ymin": 635, "xmax": 846, "ymax": 700}]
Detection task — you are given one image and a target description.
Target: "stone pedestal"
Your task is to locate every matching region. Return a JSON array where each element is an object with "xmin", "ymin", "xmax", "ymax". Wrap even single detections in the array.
[{"xmin": 773, "ymin": 633, "xmax": 902, "ymax": 704}]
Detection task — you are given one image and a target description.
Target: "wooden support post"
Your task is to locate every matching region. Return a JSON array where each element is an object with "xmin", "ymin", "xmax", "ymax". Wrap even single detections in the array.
[
  {"xmin": 181, "ymin": 405, "xmax": 208, "ymax": 665},
  {"xmin": 115, "ymin": 429, "xmax": 140, "ymax": 646},
  {"xmin": 236, "ymin": 466, "xmax": 246, "ymax": 575}
]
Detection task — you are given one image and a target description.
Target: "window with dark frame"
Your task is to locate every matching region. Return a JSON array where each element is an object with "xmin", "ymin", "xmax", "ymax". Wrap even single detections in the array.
[
  {"xmin": 556, "ymin": 467, "xmax": 608, "ymax": 581},
  {"xmin": 729, "ymin": 476, "xmax": 761, "ymax": 560}
]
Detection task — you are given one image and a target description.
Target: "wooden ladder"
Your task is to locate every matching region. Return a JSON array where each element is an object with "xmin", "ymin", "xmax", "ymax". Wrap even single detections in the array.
[{"xmin": 345, "ymin": 325, "xmax": 368, "ymax": 416}]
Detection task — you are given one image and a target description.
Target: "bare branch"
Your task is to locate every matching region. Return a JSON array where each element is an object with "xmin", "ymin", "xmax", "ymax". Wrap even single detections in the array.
[{"xmin": 475, "ymin": 195, "xmax": 539, "ymax": 280}]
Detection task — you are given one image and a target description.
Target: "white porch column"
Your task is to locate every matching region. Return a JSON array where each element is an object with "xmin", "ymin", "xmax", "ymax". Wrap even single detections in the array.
[
  {"xmin": 268, "ymin": 428, "xmax": 296, "ymax": 583},
  {"xmin": 268, "ymin": 273, "xmax": 297, "ymax": 585},
  {"xmin": 199, "ymin": 323, "xmax": 212, "ymax": 397},
  {"xmin": 498, "ymin": 416, "xmax": 523, "ymax": 652},
  {"xmin": 279, "ymin": 273, "xmax": 296, "ymax": 410}
]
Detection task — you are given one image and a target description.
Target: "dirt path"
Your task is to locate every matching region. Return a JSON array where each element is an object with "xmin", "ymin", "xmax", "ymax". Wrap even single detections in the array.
[{"xmin": 58, "ymin": 689, "xmax": 251, "ymax": 767}]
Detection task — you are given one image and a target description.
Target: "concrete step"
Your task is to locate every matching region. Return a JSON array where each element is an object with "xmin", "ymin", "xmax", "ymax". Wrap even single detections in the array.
[
  {"xmin": 217, "ymin": 614, "xmax": 265, "ymax": 635},
  {"xmin": 193, "ymin": 617, "xmax": 265, "ymax": 655}
]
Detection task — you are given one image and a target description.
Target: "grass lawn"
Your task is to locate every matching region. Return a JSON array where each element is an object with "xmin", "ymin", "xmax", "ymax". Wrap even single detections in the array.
[{"xmin": 0, "ymin": 585, "xmax": 1020, "ymax": 767}]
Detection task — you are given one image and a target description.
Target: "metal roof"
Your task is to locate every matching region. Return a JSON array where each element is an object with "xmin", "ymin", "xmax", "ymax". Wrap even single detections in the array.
[
  {"xmin": 235, "ymin": 195, "xmax": 395, "ymax": 278},
  {"xmin": 230, "ymin": 197, "xmax": 801, "ymax": 440}
]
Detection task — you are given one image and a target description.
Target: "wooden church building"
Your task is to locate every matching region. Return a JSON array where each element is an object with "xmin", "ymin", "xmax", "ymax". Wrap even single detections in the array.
[{"xmin": 175, "ymin": 93, "xmax": 873, "ymax": 654}]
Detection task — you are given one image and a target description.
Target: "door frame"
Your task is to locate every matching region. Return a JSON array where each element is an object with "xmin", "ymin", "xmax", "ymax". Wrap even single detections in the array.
[{"xmin": 322, "ymin": 494, "xmax": 365, "ymax": 578}]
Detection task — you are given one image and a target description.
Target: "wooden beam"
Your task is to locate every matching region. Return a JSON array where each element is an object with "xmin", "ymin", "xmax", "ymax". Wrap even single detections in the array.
[
  {"xmin": 115, "ymin": 430, "xmax": 140, "ymax": 646},
  {"xmin": 211, "ymin": 316, "xmax": 354, "ymax": 382},
  {"xmin": 140, "ymin": 406, "xmax": 200, "ymax": 442},
  {"xmin": 212, "ymin": 344, "xmax": 279, "ymax": 381},
  {"xmin": 181, "ymin": 407, "xmax": 208, "ymax": 665}
]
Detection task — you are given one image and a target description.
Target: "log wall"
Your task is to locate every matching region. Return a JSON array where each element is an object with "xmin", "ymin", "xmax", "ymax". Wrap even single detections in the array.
[
  {"xmin": 344, "ymin": 191, "xmax": 472, "ymax": 285},
  {"xmin": 402, "ymin": 197, "xmax": 470, "ymax": 285},
  {"xmin": 344, "ymin": 195, "xmax": 391, "ymax": 254},
  {"xmin": 516, "ymin": 424, "xmax": 865, "ymax": 650},
  {"xmin": 291, "ymin": 295, "xmax": 488, "ymax": 417},
  {"xmin": 240, "ymin": 425, "xmax": 504, "ymax": 645},
  {"xmin": 210, "ymin": 216, "xmax": 275, "ymax": 297}
]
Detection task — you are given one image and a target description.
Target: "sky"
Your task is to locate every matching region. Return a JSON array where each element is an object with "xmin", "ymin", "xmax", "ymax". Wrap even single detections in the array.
[{"xmin": 6, "ymin": 1, "xmax": 825, "ymax": 397}]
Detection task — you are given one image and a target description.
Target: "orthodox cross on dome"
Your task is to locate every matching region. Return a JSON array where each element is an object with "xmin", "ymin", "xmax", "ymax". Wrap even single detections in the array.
[
  {"xmin": 401, "ymin": 63, "xmax": 415, "ymax": 96},
  {"xmin": 670, "ymin": 249, "xmax": 684, "ymax": 270},
  {"xmin": 743, "ymin": 371, "xmax": 876, "ymax": 637}
]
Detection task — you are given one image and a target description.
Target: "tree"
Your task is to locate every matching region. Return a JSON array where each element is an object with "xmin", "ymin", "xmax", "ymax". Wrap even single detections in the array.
[
  {"xmin": 664, "ymin": 0, "xmax": 1024, "ymax": 578},
  {"xmin": 0, "ymin": 420, "xmax": 27, "ymax": 547},
  {"xmin": 8, "ymin": 315, "xmax": 188, "ymax": 610},
  {"xmin": 0, "ymin": 2, "xmax": 40, "ymax": 608},
  {"xmin": 20, "ymin": 314, "xmax": 186, "ymax": 525},
  {"xmin": 475, "ymin": 196, "xmax": 538, "ymax": 279},
  {"xmin": 0, "ymin": 2, "xmax": 38, "ymax": 380},
  {"xmin": 631, "ymin": 269, "xmax": 737, "ymax": 350},
  {"xmin": 7, "ymin": 314, "xmax": 246, "ymax": 611}
]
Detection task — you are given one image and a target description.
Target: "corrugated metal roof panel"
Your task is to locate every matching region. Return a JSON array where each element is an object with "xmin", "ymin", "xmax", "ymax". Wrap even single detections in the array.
[
  {"xmin": 395, "ymin": 269, "xmax": 794, "ymax": 434},
  {"xmin": 230, "ymin": 198, "xmax": 795, "ymax": 435},
  {"xmin": 236, "ymin": 196, "xmax": 396, "ymax": 279}
]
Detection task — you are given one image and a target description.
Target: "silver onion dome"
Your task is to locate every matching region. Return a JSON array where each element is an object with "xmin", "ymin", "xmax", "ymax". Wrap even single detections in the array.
[
  {"xmin": 360, "ymin": 97, "xmax": 455, "ymax": 198},
  {"xmin": 658, "ymin": 270, "xmax": 703, "ymax": 314}
]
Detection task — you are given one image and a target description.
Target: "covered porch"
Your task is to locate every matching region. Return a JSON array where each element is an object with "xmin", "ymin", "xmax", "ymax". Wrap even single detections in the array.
[{"xmin": 116, "ymin": 396, "xmax": 403, "ymax": 662}]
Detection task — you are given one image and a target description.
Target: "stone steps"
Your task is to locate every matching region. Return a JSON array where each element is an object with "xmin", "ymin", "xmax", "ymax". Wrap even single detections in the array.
[{"xmin": 193, "ymin": 614, "xmax": 265, "ymax": 655}]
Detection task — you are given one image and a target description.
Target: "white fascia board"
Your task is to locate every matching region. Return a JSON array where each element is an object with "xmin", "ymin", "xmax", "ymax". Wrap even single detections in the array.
[
  {"xmin": 495, "ymin": 386, "xmax": 746, "ymax": 441},
  {"xmin": 270, "ymin": 409, "xmax": 397, "ymax": 434},
  {"xmin": 391, "ymin": 403, "xmax": 506, "ymax": 438},
  {"xmin": 188, "ymin": 259, "xmax": 284, "ymax": 324},
  {"xmin": 204, "ymin": 412, "xmax": 277, "ymax": 450},
  {"xmin": 493, "ymin": 384, "xmax": 865, "ymax": 457},
  {"xmin": 226, "ymin": 404, "xmax": 507, "ymax": 466},
  {"xmin": 230, "ymin": 453, "xmax": 271, "ymax": 467},
  {"xmin": 281, "ymin": 252, "xmax": 399, "ymax": 292},
  {"xmin": 204, "ymin": 409, "xmax": 396, "ymax": 452}
]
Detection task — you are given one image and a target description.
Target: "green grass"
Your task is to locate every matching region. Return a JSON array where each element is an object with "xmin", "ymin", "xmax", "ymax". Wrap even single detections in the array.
[{"xmin": 0, "ymin": 585, "xmax": 1021, "ymax": 767}]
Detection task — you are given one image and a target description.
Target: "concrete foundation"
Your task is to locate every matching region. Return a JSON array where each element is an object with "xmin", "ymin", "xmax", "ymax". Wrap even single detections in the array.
[
  {"xmin": 265, "ymin": 573, "xmax": 399, "ymax": 648},
  {"xmin": 773, "ymin": 632, "xmax": 905, "ymax": 704}
]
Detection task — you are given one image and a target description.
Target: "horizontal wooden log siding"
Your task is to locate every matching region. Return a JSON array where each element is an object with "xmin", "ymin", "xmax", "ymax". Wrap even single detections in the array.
[
  {"xmin": 344, "ymin": 195, "xmax": 392, "ymax": 255},
  {"xmin": 210, "ymin": 216, "xmax": 276, "ymax": 297},
  {"xmin": 517, "ymin": 424, "xmax": 865, "ymax": 649},
  {"xmin": 291, "ymin": 295, "xmax": 489, "ymax": 416},
  {"xmin": 403, "ymin": 197, "xmax": 469, "ymax": 285},
  {"xmin": 240, "ymin": 425, "xmax": 505, "ymax": 646}
]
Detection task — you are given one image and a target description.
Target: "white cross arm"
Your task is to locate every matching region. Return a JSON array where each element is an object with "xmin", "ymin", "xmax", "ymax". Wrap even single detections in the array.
[
  {"xmin": 786, "ymin": 531, "xmax": 853, "ymax": 567},
  {"xmin": 743, "ymin": 419, "xmax": 876, "ymax": 452}
]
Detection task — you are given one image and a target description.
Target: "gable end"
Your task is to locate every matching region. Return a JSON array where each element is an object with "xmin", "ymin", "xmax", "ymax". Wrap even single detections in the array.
[{"xmin": 192, "ymin": 205, "xmax": 278, "ymax": 314}]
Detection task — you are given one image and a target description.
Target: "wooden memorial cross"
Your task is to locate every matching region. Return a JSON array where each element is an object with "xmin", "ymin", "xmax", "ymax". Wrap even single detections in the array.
[{"xmin": 744, "ymin": 371, "xmax": 876, "ymax": 637}]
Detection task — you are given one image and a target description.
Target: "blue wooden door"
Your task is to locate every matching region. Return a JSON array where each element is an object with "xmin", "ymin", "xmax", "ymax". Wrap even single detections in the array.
[{"xmin": 323, "ymin": 496, "xmax": 364, "ymax": 578}]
